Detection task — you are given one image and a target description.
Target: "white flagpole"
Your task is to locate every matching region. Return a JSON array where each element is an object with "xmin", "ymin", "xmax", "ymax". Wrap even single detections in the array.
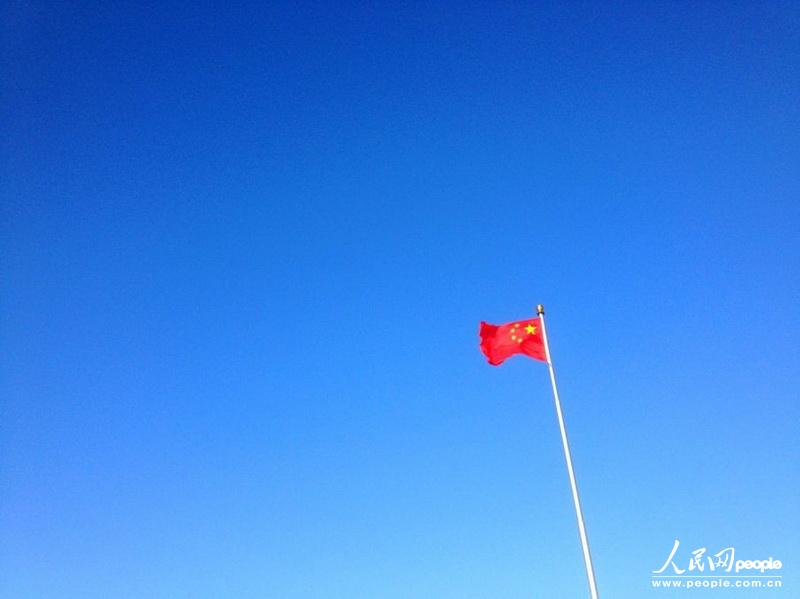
[{"xmin": 537, "ymin": 304, "xmax": 599, "ymax": 599}]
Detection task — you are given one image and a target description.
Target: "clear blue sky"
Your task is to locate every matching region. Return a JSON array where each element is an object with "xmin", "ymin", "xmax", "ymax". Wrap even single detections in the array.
[{"xmin": 2, "ymin": 2, "xmax": 798, "ymax": 598}]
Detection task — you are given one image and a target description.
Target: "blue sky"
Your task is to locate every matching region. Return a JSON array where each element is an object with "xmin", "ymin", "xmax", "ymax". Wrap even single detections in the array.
[{"xmin": 2, "ymin": 2, "xmax": 799, "ymax": 597}]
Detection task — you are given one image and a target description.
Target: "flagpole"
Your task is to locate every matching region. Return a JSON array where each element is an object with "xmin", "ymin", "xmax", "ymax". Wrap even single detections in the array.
[{"xmin": 537, "ymin": 304, "xmax": 599, "ymax": 599}]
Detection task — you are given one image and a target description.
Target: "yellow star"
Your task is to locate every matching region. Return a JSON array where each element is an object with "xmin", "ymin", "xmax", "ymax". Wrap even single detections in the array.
[
  {"xmin": 511, "ymin": 335, "xmax": 517, "ymax": 340},
  {"xmin": 517, "ymin": 338, "xmax": 523, "ymax": 343},
  {"xmin": 525, "ymin": 324, "xmax": 536, "ymax": 335}
]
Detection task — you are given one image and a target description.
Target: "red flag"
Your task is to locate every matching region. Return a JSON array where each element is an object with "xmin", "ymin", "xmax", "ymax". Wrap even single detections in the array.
[{"xmin": 479, "ymin": 317, "xmax": 546, "ymax": 366}]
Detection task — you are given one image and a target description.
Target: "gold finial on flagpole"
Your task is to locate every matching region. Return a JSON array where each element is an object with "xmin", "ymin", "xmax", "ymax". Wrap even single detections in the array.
[{"xmin": 537, "ymin": 304, "xmax": 545, "ymax": 315}]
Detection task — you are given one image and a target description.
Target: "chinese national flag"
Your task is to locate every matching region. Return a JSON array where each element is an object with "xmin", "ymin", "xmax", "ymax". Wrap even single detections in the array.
[{"xmin": 479, "ymin": 317, "xmax": 546, "ymax": 366}]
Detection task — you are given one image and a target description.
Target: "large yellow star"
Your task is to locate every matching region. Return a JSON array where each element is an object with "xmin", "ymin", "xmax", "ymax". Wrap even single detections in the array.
[{"xmin": 525, "ymin": 324, "xmax": 537, "ymax": 335}]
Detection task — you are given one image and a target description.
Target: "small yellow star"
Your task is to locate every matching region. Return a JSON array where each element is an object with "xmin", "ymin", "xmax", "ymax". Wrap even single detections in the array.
[
  {"xmin": 525, "ymin": 324, "xmax": 537, "ymax": 335},
  {"xmin": 517, "ymin": 338, "xmax": 523, "ymax": 343},
  {"xmin": 511, "ymin": 335, "xmax": 517, "ymax": 340}
]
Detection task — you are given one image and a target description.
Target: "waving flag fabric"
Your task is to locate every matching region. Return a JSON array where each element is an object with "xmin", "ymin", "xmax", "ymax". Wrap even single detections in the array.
[{"xmin": 479, "ymin": 317, "xmax": 546, "ymax": 366}]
